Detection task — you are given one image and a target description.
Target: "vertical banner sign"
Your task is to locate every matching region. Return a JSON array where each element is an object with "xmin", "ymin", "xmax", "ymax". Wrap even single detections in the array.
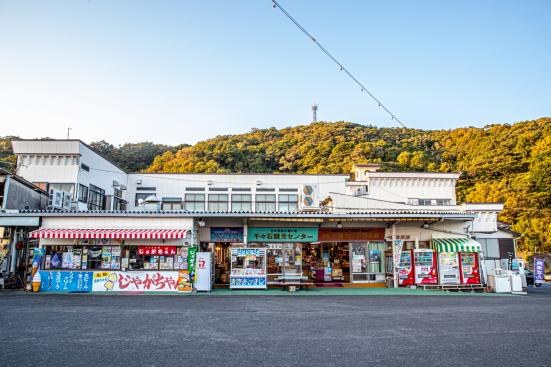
[
  {"xmin": 534, "ymin": 258, "xmax": 545, "ymax": 285},
  {"xmin": 393, "ymin": 240, "xmax": 404, "ymax": 288},
  {"xmin": 393, "ymin": 240, "xmax": 404, "ymax": 268},
  {"xmin": 187, "ymin": 246, "xmax": 198, "ymax": 282}
]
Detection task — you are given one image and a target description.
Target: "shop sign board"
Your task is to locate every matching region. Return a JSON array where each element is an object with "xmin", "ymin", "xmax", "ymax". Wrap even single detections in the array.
[
  {"xmin": 39, "ymin": 271, "xmax": 93, "ymax": 293},
  {"xmin": 137, "ymin": 246, "xmax": 177, "ymax": 255},
  {"xmin": 230, "ymin": 276, "xmax": 267, "ymax": 288},
  {"xmin": 210, "ymin": 227, "xmax": 244, "ymax": 242},
  {"xmin": 393, "ymin": 240, "xmax": 404, "ymax": 267},
  {"xmin": 92, "ymin": 271, "xmax": 181, "ymax": 292},
  {"xmin": 534, "ymin": 258, "xmax": 545, "ymax": 284},
  {"xmin": 248, "ymin": 227, "xmax": 317, "ymax": 242},
  {"xmin": 318, "ymin": 228, "xmax": 385, "ymax": 241}
]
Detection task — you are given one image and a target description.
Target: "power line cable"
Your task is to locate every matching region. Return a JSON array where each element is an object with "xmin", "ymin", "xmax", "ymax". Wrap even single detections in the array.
[{"xmin": 271, "ymin": 0, "xmax": 406, "ymax": 128}]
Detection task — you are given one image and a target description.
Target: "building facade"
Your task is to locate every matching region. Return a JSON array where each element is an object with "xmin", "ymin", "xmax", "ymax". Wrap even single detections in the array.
[{"xmin": 1, "ymin": 139, "xmax": 518, "ymax": 292}]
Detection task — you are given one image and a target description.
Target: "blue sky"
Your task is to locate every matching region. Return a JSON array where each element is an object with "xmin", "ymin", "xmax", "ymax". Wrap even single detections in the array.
[{"xmin": 0, "ymin": 0, "xmax": 549, "ymax": 145}]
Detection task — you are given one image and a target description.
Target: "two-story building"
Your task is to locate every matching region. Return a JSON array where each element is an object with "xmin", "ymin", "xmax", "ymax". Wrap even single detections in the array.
[{"xmin": 2, "ymin": 139, "xmax": 517, "ymax": 293}]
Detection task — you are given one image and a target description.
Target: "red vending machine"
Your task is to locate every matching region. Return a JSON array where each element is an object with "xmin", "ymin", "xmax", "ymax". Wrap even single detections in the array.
[
  {"xmin": 414, "ymin": 249, "xmax": 438, "ymax": 285},
  {"xmin": 459, "ymin": 252, "xmax": 481, "ymax": 284},
  {"xmin": 397, "ymin": 250, "xmax": 414, "ymax": 286}
]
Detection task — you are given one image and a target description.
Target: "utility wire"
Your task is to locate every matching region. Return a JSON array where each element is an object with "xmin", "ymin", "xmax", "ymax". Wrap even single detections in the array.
[{"xmin": 272, "ymin": 0, "xmax": 406, "ymax": 128}]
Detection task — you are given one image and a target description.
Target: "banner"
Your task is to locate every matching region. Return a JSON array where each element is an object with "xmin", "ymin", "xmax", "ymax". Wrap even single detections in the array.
[
  {"xmin": 248, "ymin": 227, "xmax": 318, "ymax": 242},
  {"xmin": 187, "ymin": 246, "xmax": 198, "ymax": 281},
  {"xmin": 393, "ymin": 240, "xmax": 404, "ymax": 267},
  {"xmin": 137, "ymin": 246, "xmax": 176, "ymax": 255},
  {"xmin": 92, "ymin": 271, "xmax": 179, "ymax": 292},
  {"xmin": 39, "ymin": 271, "xmax": 93, "ymax": 293},
  {"xmin": 534, "ymin": 258, "xmax": 545, "ymax": 284}
]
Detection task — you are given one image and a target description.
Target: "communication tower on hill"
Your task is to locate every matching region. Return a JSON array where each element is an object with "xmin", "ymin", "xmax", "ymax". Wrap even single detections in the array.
[{"xmin": 312, "ymin": 104, "xmax": 318, "ymax": 123}]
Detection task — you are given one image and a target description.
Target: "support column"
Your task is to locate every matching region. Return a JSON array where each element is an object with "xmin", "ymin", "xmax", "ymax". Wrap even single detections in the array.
[
  {"xmin": 243, "ymin": 218, "xmax": 248, "ymax": 246},
  {"xmin": 392, "ymin": 223, "xmax": 397, "ymax": 288},
  {"xmin": 9, "ymin": 227, "xmax": 19, "ymax": 276}
]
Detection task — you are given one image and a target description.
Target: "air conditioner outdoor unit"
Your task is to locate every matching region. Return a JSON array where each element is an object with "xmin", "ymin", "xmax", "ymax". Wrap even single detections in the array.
[
  {"xmin": 112, "ymin": 180, "xmax": 120, "ymax": 188},
  {"xmin": 300, "ymin": 184, "xmax": 320, "ymax": 212}
]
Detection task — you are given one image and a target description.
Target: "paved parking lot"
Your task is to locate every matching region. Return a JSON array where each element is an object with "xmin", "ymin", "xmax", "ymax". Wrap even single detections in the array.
[{"xmin": 0, "ymin": 289, "xmax": 550, "ymax": 367}]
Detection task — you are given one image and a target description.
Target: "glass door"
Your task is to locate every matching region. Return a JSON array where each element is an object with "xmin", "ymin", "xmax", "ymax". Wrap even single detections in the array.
[
  {"xmin": 351, "ymin": 242, "xmax": 386, "ymax": 282},
  {"xmin": 282, "ymin": 243, "xmax": 302, "ymax": 276},
  {"xmin": 351, "ymin": 243, "xmax": 368, "ymax": 282}
]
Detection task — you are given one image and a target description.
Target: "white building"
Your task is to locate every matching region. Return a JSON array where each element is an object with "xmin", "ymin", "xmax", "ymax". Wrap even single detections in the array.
[{"xmin": 6, "ymin": 139, "xmax": 519, "ymax": 291}]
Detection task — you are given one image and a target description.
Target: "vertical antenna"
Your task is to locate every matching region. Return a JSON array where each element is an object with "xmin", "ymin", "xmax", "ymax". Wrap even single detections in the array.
[
  {"xmin": 312, "ymin": 103, "xmax": 318, "ymax": 123},
  {"xmin": 67, "ymin": 127, "xmax": 72, "ymax": 139}
]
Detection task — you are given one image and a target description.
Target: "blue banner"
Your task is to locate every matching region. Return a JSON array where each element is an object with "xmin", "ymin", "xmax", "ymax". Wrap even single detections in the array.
[
  {"xmin": 230, "ymin": 276, "xmax": 266, "ymax": 288},
  {"xmin": 534, "ymin": 258, "xmax": 545, "ymax": 284},
  {"xmin": 210, "ymin": 227, "xmax": 244, "ymax": 242},
  {"xmin": 39, "ymin": 271, "xmax": 93, "ymax": 293}
]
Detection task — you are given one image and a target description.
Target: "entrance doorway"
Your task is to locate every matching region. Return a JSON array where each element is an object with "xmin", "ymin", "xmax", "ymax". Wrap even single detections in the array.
[
  {"xmin": 266, "ymin": 243, "xmax": 302, "ymax": 284},
  {"xmin": 350, "ymin": 242, "xmax": 386, "ymax": 282},
  {"xmin": 214, "ymin": 243, "xmax": 231, "ymax": 285},
  {"xmin": 303, "ymin": 243, "xmax": 350, "ymax": 283}
]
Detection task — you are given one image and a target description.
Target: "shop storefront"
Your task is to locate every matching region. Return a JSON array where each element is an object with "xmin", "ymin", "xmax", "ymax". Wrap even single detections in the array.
[
  {"xmin": 30, "ymin": 222, "xmax": 195, "ymax": 293},
  {"xmin": 316, "ymin": 228, "xmax": 386, "ymax": 283},
  {"xmin": 248, "ymin": 227, "xmax": 316, "ymax": 284},
  {"xmin": 210, "ymin": 227, "xmax": 244, "ymax": 286}
]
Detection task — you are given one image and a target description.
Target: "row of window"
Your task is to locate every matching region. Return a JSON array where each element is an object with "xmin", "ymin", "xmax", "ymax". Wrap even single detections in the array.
[
  {"xmin": 19, "ymin": 154, "xmax": 79, "ymax": 166},
  {"xmin": 136, "ymin": 193, "xmax": 300, "ymax": 212},
  {"xmin": 408, "ymin": 198, "xmax": 452, "ymax": 206}
]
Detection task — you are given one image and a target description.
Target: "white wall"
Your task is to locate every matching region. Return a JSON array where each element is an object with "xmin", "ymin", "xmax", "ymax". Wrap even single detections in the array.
[{"xmin": 125, "ymin": 173, "xmax": 348, "ymax": 211}]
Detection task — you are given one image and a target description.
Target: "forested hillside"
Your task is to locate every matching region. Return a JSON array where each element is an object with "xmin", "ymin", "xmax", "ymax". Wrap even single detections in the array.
[{"xmin": 146, "ymin": 118, "xmax": 551, "ymax": 253}]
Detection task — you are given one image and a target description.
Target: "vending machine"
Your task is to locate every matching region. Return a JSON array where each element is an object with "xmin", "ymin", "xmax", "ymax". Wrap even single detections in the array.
[
  {"xmin": 459, "ymin": 252, "xmax": 481, "ymax": 285},
  {"xmin": 414, "ymin": 249, "xmax": 438, "ymax": 285},
  {"xmin": 397, "ymin": 250, "xmax": 414, "ymax": 286},
  {"xmin": 438, "ymin": 252, "xmax": 460, "ymax": 285}
]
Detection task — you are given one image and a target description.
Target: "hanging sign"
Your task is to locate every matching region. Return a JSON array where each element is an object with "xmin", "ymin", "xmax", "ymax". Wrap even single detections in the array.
[
  {"xmin": 137, "ymin": 246, "xmax": 177, "ymax": 256},
  {"xmin": 534, "ymin": 258, "xmax": 545, "ymax": 285},
  {"xmin": 248, "ymin": 227, "xmax": 318, "ymax": 242},
  {"xmin": 210, "ymin": 227, "xmax": 244, "ymax": 242}
]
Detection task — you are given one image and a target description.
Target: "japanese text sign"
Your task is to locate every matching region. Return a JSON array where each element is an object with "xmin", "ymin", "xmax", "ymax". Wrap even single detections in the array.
[{"xmin": 247, "ymin": 227, "xmax": 318, "ymax": 242}]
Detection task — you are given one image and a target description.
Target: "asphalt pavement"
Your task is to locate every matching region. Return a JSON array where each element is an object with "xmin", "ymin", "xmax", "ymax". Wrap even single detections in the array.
[{"xmin": 0, "ymin": 288, "xmax": 550, "ymax": 367}]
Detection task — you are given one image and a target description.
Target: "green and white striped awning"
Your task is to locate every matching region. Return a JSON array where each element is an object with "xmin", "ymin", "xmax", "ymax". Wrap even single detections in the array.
[{"xmin": 432, "ymin": 238, "xmax": 482, "ymax": 253}]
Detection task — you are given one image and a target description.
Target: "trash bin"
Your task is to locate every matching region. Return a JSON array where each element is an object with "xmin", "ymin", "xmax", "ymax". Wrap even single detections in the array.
[
  {"xmin": 488, "ymin": 270, "xmax": 512, "ymax": 293},
  {"xmin": 510, "ymin": 273, "xmax": 523, "ymax": 292}
]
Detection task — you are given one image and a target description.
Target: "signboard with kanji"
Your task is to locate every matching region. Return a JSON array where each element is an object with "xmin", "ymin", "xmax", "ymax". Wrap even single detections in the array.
[
  {"xmin": 247, "ymin": 227, "xmax": 318, "ymax": 242},
  {"xmin": 534, "ymin": 258, "xmax": 545, "ymax": 285},
  {"xmin": 137, "ymin": 246, "xmax": 177, "ymax": 256}
]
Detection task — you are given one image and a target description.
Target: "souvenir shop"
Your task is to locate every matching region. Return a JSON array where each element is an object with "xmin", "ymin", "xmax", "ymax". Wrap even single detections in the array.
[{"xmin": 30, "ymin": 215, "xmax": 194, "ymax": 293}]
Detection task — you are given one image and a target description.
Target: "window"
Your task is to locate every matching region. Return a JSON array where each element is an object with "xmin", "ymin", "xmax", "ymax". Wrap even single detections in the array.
[
  {"xmin": 185, "ymin": 194, "xmax": 205, "ymax": 211},
  {"xmin": 78, "ymin": 184, "xmax": 88, "ymax": 202},
  {"xmin": 80, "ymin": 163, "xmax": 90, "ymax": 172},
  {"xmin": 415, "ymin": 199, "xmax": 451, "ymax": 206},
  {"xmin": 88, "ymin": 184, "xmax": 105, "ymax": 210},
  {"xmin": 49, "ymin": 183, "xmax": 75, "ymax": 196},
  {"xmin": 42, "ymin": 243, "xmax": 121, "ymax": 270},
  {"xmin": 126, "ymin": 246, "xmax": 188, "ymax": 271},
  {"xmin": 162, "ymin": 198, "xmax": 183, "ymax": 211},
  {"xmin": 278, "ymin": 194, "xmax": 298, "ymax": 212},
  {"xmin": 135, "ymin": 193, "xmax": 154, "ymax": 206},
  {"xmin": 208, "ymin": 194, "xmax": 228, "ymax": 211},
  {"xmin": 255, "ymin": 194, "xmax": 276, "ymax": 212},
  {"xmin": 231, "ymin": 194, "xmax": 252, "ymax": 212}
]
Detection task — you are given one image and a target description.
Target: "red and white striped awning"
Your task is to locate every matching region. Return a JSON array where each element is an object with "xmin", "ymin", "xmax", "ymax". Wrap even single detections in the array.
[{"xmin": 29, "ymin": 228, "xmax": 191, "ymax": 240}]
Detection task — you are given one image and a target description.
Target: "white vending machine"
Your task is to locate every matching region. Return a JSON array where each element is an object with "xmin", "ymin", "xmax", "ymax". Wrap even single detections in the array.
[
  {"xmin": 438, "ymin": 252, "xmax": 460, "ymax": 285},
  {"xmin": 195, "ymin": 252, "xmax": 212, "ymax": 291}
]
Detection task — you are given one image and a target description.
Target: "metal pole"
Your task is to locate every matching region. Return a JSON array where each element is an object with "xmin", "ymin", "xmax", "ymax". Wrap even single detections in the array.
[{"xmin": 392, "ymin": 223, "xmax": 397, "ymax": 288}]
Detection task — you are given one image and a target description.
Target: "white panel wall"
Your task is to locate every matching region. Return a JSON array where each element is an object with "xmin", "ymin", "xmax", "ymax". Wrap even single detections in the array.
[{"xmin": 41, "ymin": 216, "xmax": 193, "ymax": 229}]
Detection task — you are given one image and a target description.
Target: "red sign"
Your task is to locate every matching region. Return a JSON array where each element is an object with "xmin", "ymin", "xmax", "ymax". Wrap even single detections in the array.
[{"xmin": 137, "ymin": 246, "xmax": 177, "ymax": 256}]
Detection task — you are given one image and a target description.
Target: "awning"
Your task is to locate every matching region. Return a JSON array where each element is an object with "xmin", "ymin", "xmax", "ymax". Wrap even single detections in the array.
[
  {"xmin": 432, "ymin": 238, "xmax": 482, "ymax": 252},
  {"xmin": 29, "ymin": 228, "xmax": 191, "ymax": 239}
]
